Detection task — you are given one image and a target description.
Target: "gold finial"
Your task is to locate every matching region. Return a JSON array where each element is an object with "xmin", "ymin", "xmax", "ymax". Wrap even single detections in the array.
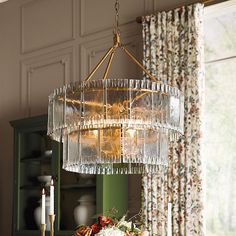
[{"xmin": 113, "ymin": 32, "xmax": 121, "ymax": 47}]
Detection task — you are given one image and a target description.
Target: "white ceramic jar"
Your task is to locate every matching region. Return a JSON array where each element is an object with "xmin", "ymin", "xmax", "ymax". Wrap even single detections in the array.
[
  {"xmin": 74, "ymin": 194, "xmax": 96, "ymax": 226},
  {"xmin": 34, "ymin": 196, "xmax": 50, "ymax": 231}
]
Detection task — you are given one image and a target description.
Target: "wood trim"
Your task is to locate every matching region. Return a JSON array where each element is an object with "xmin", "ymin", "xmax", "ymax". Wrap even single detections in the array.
[{"xmin": 206, "ymin": 55, "xmax": 236, "ymax": 65}]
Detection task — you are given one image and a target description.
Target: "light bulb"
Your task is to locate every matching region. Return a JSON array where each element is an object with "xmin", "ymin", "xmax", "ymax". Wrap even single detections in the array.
[
  {"xmin": 127, "ymin": 129, "xmax": 136, "ymax": 137},
  {"xmin": 91, "ymin": 129, "xmax": 98, "ymax": 137}
]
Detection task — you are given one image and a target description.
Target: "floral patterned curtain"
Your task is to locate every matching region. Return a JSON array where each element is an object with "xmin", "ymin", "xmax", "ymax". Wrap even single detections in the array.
[{"xmin": 141, "ymin": 3, "xmax": 204, "ymax": 236}]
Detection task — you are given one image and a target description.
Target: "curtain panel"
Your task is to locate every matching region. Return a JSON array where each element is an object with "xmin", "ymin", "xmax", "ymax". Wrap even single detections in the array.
[{"xmin": 141, "ymin": 3, "xmax": 204, "ymax": 236}]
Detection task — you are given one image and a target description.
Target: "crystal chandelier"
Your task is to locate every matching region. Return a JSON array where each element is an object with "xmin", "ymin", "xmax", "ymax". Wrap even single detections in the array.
[{"xmin": 47, "ymin": 0, "xmax": 184, "ymax": 174}]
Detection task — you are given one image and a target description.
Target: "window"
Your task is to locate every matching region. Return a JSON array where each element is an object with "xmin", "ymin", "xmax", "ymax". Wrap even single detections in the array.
[{"xmin": 203, "ymin": 1, "xmax": 236, "ymax": 235}]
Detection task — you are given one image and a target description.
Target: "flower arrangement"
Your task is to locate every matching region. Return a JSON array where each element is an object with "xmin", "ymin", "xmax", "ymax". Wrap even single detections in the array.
[{"xmin": 74, "ymin": 210, "xmax": 149, "ymax": 236}]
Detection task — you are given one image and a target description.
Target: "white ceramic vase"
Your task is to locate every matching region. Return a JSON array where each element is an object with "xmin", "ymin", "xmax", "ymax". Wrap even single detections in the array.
[
  {"xmin": 74, "ymin": 195, "xmax": 96, "ymax": 226},
  {"xmin": 34, "ymin": 196, "xmax": 50, "ymax": 231},
  {"xmin": 37, "ymin": 175, "xmax": 52, "ymax": 186}
]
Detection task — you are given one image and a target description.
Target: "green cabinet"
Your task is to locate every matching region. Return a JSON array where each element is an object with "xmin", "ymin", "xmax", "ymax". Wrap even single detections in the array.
[{"xmin": 11, "ymin": 115, "xmax": 128, "ymax": 236}]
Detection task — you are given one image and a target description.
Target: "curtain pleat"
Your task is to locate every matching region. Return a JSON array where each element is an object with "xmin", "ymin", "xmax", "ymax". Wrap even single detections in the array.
[{"xmin": 142, "ymin": 3, "xmax": 204, "ymax": 236}]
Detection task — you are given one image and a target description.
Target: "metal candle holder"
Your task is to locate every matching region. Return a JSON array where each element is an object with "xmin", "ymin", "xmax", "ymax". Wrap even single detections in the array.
[
  {"xmin": 40, "ymin": 224, "xmax": 46, "ymax": 236},
  {"xmin": 49, "ymin": 214, "xmax": 55, "ymax": 236}
]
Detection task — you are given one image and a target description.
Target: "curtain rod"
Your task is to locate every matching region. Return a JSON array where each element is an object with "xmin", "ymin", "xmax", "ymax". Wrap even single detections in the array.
[{"xmin": 136, "ymin": 0, "xmax": 228, "ymax": 23}]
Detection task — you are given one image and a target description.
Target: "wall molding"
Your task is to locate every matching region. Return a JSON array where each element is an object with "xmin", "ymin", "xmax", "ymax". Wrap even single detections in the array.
[
  {"xmin": 20, "ymin": 48, "xmax": 74, "ymax": 116},
  {"xmin": 20, "ymin": 0, "xmax": 76, "ymax": 54}
]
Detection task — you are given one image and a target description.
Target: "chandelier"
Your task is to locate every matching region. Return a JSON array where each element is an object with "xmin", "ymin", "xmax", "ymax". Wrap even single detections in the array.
[{"xmin": 47, "ymin": 0, "xmax": 184, "ymax": 174}]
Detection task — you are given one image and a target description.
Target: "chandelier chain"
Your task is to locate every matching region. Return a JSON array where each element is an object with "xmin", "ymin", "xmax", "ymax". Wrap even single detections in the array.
[{"xmin": 115, "ymin": 0, "xmax": 120, "ymax": 34}]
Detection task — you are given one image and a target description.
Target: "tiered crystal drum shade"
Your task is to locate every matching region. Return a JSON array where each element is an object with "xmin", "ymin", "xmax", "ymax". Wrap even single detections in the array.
[{"xmin": 47, "ymin": 79, "xmax": 184, "ymax": 174}]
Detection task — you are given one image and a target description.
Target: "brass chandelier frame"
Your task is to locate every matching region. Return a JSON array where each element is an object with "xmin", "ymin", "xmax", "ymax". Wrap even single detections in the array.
[{"xmin": 85, "ymin": 0, "xmax": 157, "ymax": 83}]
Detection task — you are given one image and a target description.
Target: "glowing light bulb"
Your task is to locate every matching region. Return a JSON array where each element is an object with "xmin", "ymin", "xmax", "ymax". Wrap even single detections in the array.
[
  {"xmin": 90, "ymin": 129, "xmax": 98, "ymax": 138},
  {"xmin": 127, "ymin": 129, "xmax": 136, "ymax": 137}
]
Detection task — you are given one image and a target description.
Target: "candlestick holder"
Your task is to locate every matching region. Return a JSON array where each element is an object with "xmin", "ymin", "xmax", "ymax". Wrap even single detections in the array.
[
  {"xmin": 49, "ymin": 214, "xmax": 55, "ymax": 236},
  {"xmin": 40, "ymin": 224, "xmax": 46, "ymax": 236}
]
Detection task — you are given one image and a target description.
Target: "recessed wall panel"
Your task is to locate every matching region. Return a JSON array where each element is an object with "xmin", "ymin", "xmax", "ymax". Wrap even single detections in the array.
[
  {"xmin": 21, "ymin": 0, "xmax": 74, "ymax": 53},
  {"xmin": 29, "ymin": 62, "xmax": 64, "ymax": 116},
  {"xmin": 21, "ymin": 49, "xmax": 73, "ymax": 116}
]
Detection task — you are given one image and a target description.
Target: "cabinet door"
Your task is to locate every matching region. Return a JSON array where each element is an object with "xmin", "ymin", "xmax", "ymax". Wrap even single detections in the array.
[
  {"xmin": 57, "ymin": 147, "xmax": 96, "ymax": 233},
  {"xmin": 13, "ymin": 128, "xmax": 54, "ymax": 235}
]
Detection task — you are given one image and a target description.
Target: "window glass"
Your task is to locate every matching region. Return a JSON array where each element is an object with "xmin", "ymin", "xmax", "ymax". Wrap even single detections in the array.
[
  {"xmin": 204, "ymin": 3, "xmax": 236, "ymax": 236},
  {"xmin": 205, "ymin": 7, "xmax": 236, "ymax": 61}
]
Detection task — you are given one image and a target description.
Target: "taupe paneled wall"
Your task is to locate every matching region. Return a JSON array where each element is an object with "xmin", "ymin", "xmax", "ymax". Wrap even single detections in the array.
[
  {"xmin": 0, "ymin": 0, "xmax": 197, "ymax": 234},
  {"xmin": 19, "ymin": 0, "xmax": 147, "ymax": 117}
]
